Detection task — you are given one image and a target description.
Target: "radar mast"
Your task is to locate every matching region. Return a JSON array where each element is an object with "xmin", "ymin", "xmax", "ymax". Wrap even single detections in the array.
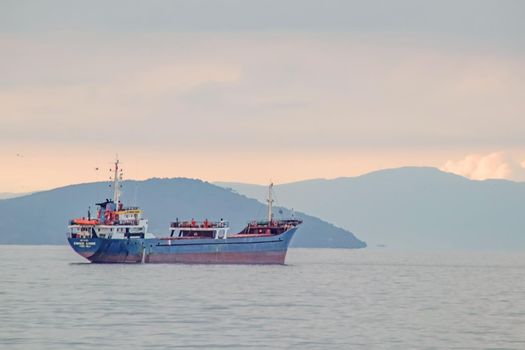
[
  {"xmin": 112, "ymin": 158, "xmax": 122, "ymax": 204},
  {"xmin": 267, "ymin": 182, "xmax": 274, "ymax": 223}
]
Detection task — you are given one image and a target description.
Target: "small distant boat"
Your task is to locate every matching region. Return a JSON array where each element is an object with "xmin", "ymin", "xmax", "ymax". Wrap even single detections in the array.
[{"xmin": 67, "ymin": 159, "xmax": 302, "ymax": 264}]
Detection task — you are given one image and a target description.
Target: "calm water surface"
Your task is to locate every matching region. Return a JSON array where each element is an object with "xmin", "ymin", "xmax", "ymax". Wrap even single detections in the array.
[{"xmin": 1, "ymin": 246, "xmax": 524, "ymax": 349}]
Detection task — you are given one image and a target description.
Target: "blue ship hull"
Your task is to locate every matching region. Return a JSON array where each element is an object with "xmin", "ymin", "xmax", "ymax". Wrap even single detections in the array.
[{"xmin": 68, "ymin": 227, "xmax": 298, "ymax": 264}]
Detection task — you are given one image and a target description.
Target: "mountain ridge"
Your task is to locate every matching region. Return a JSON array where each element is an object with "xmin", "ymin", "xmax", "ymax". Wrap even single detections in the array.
[
  {"xmin": 216, "ymin": 167, "xmax": 525, "ymax": 250},
  {"xmin": 0, "ymin": 178, "xmax": 366, "ymax": 248}
]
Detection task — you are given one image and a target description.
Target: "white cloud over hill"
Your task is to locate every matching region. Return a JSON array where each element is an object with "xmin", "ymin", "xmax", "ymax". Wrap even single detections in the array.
[{"xmin": 441, "ymin": 152, "xmax": 525, "ymax": 181}]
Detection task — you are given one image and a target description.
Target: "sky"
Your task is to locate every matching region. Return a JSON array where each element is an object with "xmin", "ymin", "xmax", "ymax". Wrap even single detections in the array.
[{"xmin": 1, "ymin": 0, "xmax": 524, "ymax": 192}]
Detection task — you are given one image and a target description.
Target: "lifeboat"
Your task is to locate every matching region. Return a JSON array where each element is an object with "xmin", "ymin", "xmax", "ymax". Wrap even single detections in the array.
[{"xmin": 71, "ymin": 218, "xmax": 98, "ymax": 225}]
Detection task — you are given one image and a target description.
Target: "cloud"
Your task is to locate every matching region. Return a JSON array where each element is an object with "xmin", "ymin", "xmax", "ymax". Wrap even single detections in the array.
[
  {"xmin": 1, "ymin": 33, "xmax": 524, "ymax": 151},
  {"xmin": 441, "ymin": 152, "xmax": 525, "ymax": 181},
  {"xmin": 1, "ymin": 33, "xmax": 525, "ymax": 191},
  {"xmin": 1, "ymin": 1, "xmax": 524, "ymax": 54}
]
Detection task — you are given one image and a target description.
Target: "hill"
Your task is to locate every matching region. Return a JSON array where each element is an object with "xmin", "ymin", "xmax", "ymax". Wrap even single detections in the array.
[
  {"xmin": 216, "ymin": 167, "xmax": 525, "ymax": 250},
  {"xmin": 0, "ymin": 192, "xmax": 28, "ymax": 200},
  {"xmin": 0, "ymin": 178, "xmax": 366, "ymax": 248}
]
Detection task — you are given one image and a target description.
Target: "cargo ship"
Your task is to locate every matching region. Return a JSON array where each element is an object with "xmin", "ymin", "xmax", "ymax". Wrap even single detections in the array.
[{"xmin": 67, "ymin": 159, "xmax": 302, "ymax": 264}]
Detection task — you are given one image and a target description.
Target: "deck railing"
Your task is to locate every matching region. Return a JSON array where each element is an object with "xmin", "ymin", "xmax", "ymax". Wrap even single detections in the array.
[{"xmin": 170, "ymin": 220, "xmax": 229, "ymax": 228}]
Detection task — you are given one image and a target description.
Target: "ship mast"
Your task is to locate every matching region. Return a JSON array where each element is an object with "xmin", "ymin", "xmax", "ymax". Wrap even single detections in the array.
[
  {"xmin": 112, "ymin": 158, "xmax": 121, "ymax": 204},
  {"xmin": 267, "ymin": 182, "xmax": 274, "ymax": 223}
]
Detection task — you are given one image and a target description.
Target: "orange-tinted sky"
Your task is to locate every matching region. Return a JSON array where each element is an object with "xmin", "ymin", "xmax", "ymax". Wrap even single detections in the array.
[{"xmin": 1, "ymin": 1, "xmax": 524, "ymax": 192}]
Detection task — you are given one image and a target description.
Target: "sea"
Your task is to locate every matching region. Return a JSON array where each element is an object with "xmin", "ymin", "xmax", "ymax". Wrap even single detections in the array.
[{"xmin": 0, "ymin": 246, "xmax": 524, "ymax": 350}]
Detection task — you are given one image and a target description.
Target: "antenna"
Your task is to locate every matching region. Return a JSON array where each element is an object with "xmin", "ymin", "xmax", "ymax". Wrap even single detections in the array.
[
  {"xmin": 112, "ymin": 157, "xmax": 121, "ymax": 203},
  {"xmin": 267, "ymin": 182, "xmax": 274, "ymax": 223}
]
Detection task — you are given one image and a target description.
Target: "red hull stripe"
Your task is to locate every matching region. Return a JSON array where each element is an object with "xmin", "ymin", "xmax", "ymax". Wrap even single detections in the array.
[{"xmin": 89, "ymin": 251, "xmax": 287, "ymax": 264}]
